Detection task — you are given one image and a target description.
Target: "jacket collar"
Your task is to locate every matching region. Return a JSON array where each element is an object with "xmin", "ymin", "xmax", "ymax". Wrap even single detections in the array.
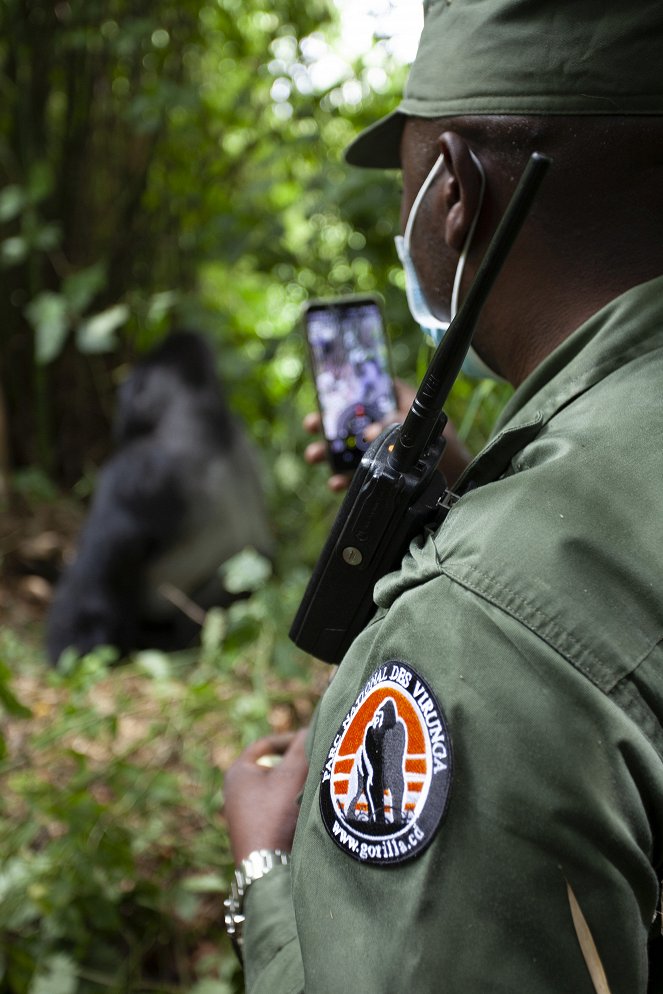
[{"xmin": 457, "ymin": 275, "xmax": 663, "ymax": 491}]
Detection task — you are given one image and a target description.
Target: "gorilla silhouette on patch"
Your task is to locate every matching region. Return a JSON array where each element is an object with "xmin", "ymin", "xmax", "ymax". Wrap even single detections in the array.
[{"xmin": 346, "ymin": 698, "xmax": 407, "ymax": 825}]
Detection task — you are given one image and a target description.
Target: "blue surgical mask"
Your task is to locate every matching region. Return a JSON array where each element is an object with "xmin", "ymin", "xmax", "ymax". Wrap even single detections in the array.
[{"xmin": 395, "ymin": 152, "xmax": 501, "ymax": 380}]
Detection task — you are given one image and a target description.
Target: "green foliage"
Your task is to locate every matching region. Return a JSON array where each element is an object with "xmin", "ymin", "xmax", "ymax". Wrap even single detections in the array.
[
  {"xmin": 0, "ymin": 583, "xmax": 324, "ymax": 993},
  {"xmin": 0, "ymin": 0, "xmax": 442, "ymax": 490},
  {"xmin": 0, "ymin": 0, "xmax": 503, "ymax": 487},
  {"xmin": 0, "ymin": 662, "xmax": 32, "ymax": 723},
  {"xmin": 8, "ymin": 469, "xmax": 59, "ymax": 504},
  {"xmin": 0, "ymin": 1, "xmax": 515, "ymax": 990}
]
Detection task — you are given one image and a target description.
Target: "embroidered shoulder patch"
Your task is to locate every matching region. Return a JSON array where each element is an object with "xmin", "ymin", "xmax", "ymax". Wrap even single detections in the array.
[{"xmin": 319, "ymin": 661, "xmax": 453, "ymax": 865}]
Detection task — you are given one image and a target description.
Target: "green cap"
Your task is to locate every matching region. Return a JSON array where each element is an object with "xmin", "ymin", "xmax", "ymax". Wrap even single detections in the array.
[{"xmin": 347, "ymin": 0, "xmax": 663, "ymax": 167}]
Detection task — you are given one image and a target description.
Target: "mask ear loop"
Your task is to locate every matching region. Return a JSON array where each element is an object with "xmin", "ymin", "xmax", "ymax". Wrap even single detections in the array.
[
  {"xmin": 450, "ymin": 150, "xmax": 486, "ymax": 318},
  {"xmin": 402, "ymin": 154, "xmax": 445, "ymax": 251},
  {"xmin": 402, "ymin": 150, "xmax": 486, "ymax": 315},
  {"xmin": 452, "ymin": 153, "xmax": 503, "ymax": 380}
]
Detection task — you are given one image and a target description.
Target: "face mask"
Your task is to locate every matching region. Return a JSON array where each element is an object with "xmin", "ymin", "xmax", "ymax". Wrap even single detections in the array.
[{"xmin": 395, "ymin": 152, "xmax": 501, "ymax": 380}]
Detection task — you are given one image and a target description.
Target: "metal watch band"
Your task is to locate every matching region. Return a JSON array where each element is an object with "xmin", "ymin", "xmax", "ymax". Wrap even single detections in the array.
[{"xmin": 224, "ymin": 848, "xmax": 291, "ymax": 952}]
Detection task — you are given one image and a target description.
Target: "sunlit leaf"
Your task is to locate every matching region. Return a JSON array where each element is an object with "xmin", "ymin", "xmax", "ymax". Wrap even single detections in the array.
[
  {"xmin": 180, "ymin": 872, "xmax": 227, "ymax": 893},
  {"xmin": 0, "ymin": 859, "xmax": 41, "ymax": 929},
  {"xmin": 25, "ymin": 292, "xmax": 69, "ymax": 363},
  {"xmin": 201, "ymin": 608, "xmax": 227, "ymax": 652},
  {"xmin": 135, "ymin": 650, "xmax": 173, "ymax": 680},
  {"xmin": 147, "ymin": 289, "xmax": 178, "ymax": 325},
  {"xmin": 189, "ymin": 980, "xmax": 233, "ymax": 994},
  {"xmin": 0, "ymin": 185, "xmax": 26, "ymax": 222},
  {"xmin": 219, "ymin": 547, "xmax": 273, "ymax": 593},
  {"xmin": 1, "ymin": 236, "xmax": 28, "ymax": 267},
  {"xmin": 76, "ymin": 304, "xmax": 129, "ymax": 354},
  {"xmin": 28, "ymin": 954, "xmax": 76, "ymax": 994}
]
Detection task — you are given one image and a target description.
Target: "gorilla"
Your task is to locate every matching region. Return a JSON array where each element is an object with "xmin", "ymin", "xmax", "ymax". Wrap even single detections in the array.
[{"xmin": 46, "ymin": 331, "xmax": 273, "ymax": 664}]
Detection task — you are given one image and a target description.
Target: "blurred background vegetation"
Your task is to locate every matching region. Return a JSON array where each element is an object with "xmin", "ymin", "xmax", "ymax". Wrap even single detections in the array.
[{"xmin": 0, "ymin": 1, "xmax": 510, "ymax": 991}]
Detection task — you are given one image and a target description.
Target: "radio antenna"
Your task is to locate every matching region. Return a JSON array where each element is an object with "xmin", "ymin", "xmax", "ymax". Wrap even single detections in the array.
[{"xmin": 389, "ymin": 152, "xmax": 551, "ymax": 473}]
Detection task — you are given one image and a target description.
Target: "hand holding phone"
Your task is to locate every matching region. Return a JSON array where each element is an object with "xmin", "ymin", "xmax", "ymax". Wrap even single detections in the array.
[
  {"xmin": 303, "ymin": 380, "xmax": 472, "ymax": 491},
  {"xmin": 303, "ymin": 380, "xmax": 407, "ymax": 491},
  {"xmin": 304, "ymin": 295, "xmax": 397, "ymax": 475}
]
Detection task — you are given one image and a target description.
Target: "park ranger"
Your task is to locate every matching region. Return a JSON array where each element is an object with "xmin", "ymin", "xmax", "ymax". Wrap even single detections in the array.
[{"xmin": 224, "ymin": 0, "xmax": 663, "ymax": 990}]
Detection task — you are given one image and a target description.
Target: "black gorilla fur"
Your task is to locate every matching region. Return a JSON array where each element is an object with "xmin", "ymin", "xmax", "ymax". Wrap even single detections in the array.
[{"xmin": 47, "ymin": 331, "xmax": 272, "ymax": 663}]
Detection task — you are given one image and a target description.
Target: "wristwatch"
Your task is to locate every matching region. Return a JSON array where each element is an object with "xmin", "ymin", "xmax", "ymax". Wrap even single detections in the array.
[{"xmin": 224, "ymin": 848, "xmax": 291, "ymax": 954}]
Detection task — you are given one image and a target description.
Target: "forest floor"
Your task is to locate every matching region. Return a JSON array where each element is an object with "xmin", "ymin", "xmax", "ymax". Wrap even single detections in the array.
[
  {"xmin": 0, "ymin": 493, "xmax": 326, "ymax": 725},
  {"xmin": 0, "ymin": 487, "xmax": 329, "ymax": 817},
  {"xmin": 0, "ymin": 497, "xmax": 327, "ymax": 992},
  {"xmin": 0, "ymin": 495, "xmax": 83, "ymax": 659}
]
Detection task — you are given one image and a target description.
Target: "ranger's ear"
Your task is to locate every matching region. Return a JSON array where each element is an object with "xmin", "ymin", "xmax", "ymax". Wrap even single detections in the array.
[{"xmin": 433, "ymin": 132, "xmax": 484, "ymax": 252}]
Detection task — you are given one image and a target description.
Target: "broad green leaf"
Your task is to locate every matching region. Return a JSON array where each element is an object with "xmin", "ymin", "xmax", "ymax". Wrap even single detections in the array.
[
  {"xmin": 201, "ymin": 608, "xmax": 227, "ymax": 651},
  {"xmin": 27, "ymin": 161, "xmax": 54, "ymax": 203},
  {"xmin": 189, "ymin": 981, "xmax": 234, "ymax": 994},
  {"xmin": 29, "ymin": 954, "xmax": 77, "ymax": 994},
  {"xmin": 33, "ymin": 223, "xmax": 61, "ymax": 251},
  {"xmin": 188, "ymin": 978, "xmax": 235, "ymax": 994},
  {"xmin": 173, "ymin": 888, "xmax": 202, "ymax": 922},
  {"xmin": 0, "ymin": 660, "xmax": 32, "ymax": 718},
  {"xmin": 10, "ymin": 468, "xmax": 59, "ymax": 502},
  {"xmin": 76, "ymin": 304, "xmax": 129, "ymax": 354},
  {"xmin": 25, "ymin": 292, "xmax": 69, "ymax": 363},
  {"xmin": 1, "ymin": 236, "xmax": 28, "ymax": 266},
  {"xmin": 219, "ymin": 547, "xmax": 273, "ymax": 594},
  {"xmin": 0, "ymin": 859, "xmax": 41, "ymax": 929},
  {"xmin": 135, "ymin": 650, "xmax": 173, "ymax": 680},
  {"xmin": 179, "ymin": 873, "xmax": 227, "ymax": 893},
  {"xmin": 147, "ymin": 289, "xmax": 178, "ymax": 325},
  {"xmin": 0, "ymin": 185, "xmax": 26, "ymax": 222},
  {"xmin": 63, "ymin": 262, "xmax": 106, "ymax": 313}
]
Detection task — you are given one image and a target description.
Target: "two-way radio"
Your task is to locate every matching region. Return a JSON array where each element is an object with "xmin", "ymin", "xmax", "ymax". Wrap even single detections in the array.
[{"xmin": 290, "ymin": 153, "xmax": 551, "ymax": 665}]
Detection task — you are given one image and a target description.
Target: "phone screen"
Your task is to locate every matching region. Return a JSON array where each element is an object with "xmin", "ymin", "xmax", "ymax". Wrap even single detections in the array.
[{"xmin": 305, "ymin": 296, "xmax": 397, "ymax": 473}]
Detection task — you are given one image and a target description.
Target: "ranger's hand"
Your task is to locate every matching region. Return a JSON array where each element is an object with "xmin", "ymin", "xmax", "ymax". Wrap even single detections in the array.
[
  {"xmin": 224, "ymin": 730, "xmax": 309, "ymax": 864},
  {"xmin": 303, "ymin": 378, "xmax": 415, "ymax": 492},
  {"xmin": 303, "ymin": 378, "xmax": 472, "ymax": 491}
]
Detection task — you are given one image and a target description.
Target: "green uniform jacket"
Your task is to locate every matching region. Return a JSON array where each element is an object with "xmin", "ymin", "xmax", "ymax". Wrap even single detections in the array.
[{"xmin": 242, "ymin": 277, "xmax": 663, "ymax": 994}]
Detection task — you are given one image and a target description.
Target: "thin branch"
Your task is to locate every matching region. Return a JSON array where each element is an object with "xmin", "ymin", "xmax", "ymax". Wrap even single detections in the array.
[
  {"xmin": 157, "ymin": 583, "xmax": 207, "ymax": 627},
  {"xmin": 566, "ymin": 880, "xmax": 613, "ymax": 994}
]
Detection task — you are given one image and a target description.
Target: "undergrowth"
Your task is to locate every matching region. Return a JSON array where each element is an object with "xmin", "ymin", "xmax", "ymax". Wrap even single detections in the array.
[{"xmin": 0, "ymin": 584, "xmax": 327, "ymax": 994}]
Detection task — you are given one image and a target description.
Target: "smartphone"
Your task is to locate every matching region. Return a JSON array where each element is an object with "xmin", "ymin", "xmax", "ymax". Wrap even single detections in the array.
[{"xmin": 304, "ymin": 295, "xmax": 397, "ymax": 474}]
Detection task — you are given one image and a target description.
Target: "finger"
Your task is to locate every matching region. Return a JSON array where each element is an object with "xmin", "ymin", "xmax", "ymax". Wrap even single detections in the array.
[
  {"xmin": 240, "ymin": 733, "xmax": 299, "ymax": 765},
  {"xmin": 280, "ymin": 728, "xmax": 308, "ymax": 767},
  {"xmin": 304, "ymin": 440, "xmax": 327, "ymax": 465},
  {"xmin": 361, "ymin": 414, "xmax": 401, "ymax": 446},
  {"xmin": 303, "ymin": 411, "xmax": 322, "ymax": 434},
  {"xmin": 256, "ymin": 729, "xmax": 309, "ymax": 769},
  {"xmin": 394, "ymin": 378, "xmax": 416, "ymax": 411},
  {"xmin": 272, "ymin": 729, "xmax": 309, "ymax": 778},
  {"xmin": 245, "ymin": 731, "xmax": 309, "ymax": 778},
  {"xmin": 328, "ymin": 473, "xmax": 352, "ymax": 492},
  {"xmin": 362, "ymin": 422, "xmax": 382, "ymax": 444}
]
